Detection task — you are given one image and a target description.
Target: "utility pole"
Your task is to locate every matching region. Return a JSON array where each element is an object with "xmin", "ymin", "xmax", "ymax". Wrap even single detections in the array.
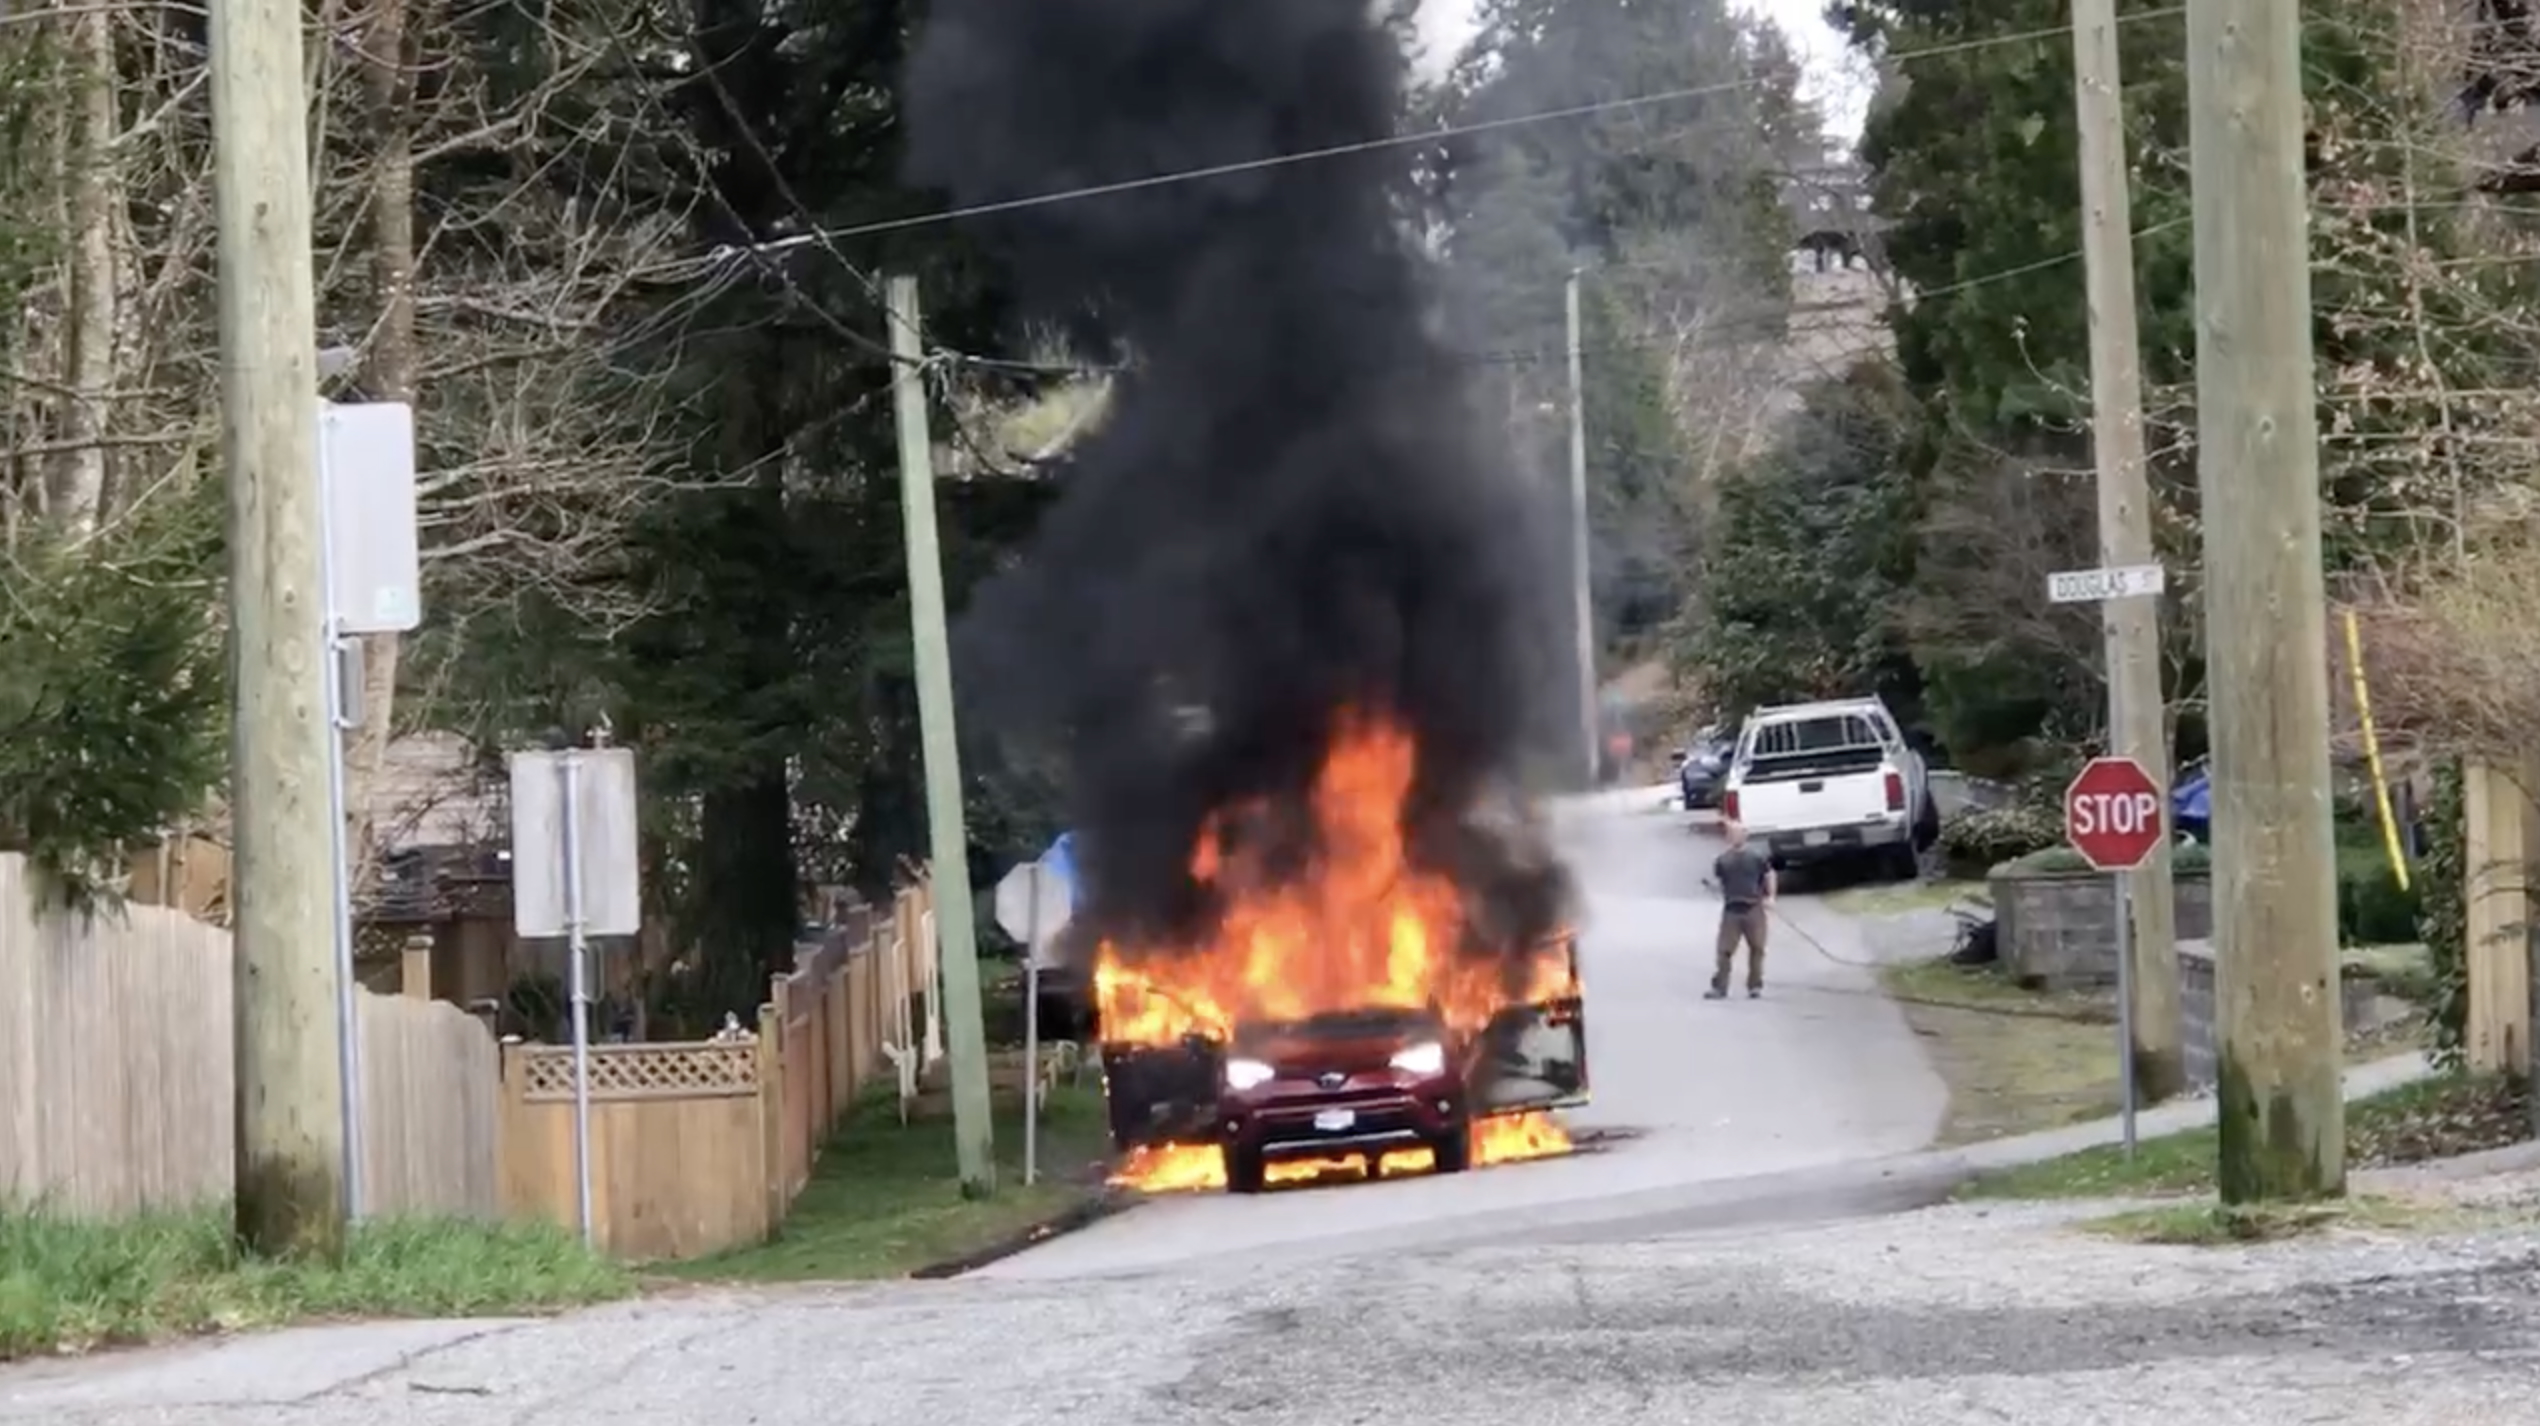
[
  {"xmin": 885, "ymin": 274, "xmax": 997, "ymax": 1196},
  {"xmin": 213, "ymin": 0, "xmax": 347, "ymax": 1255},
  {"xmin": 2186, "ymin": 0, "xmax": 2346, "ymax": 1202},
  {"xmin": 2070, "ymin": 0, "xmax": 2184, "ymax": 1104},
  {"xmin": 1564, "ymin": 269, "xmax": 1598, "ymax": 787}
]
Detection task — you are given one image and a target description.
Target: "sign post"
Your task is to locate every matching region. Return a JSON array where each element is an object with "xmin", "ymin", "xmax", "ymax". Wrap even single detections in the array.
[
  {"xmin": 509, "ymin": 745, "xmax": 642, "ymax": 1247},
  {"xmin": 995, "ymin": 840, "xmax": 1078, "ymax": 1186},
  {"xmin": 315, "ymin": 399, "xmax": 421, "ymax": 1222},
  {"xmin": 2063, "ymin": 755, "xmax": 2169, "ymax": 1157}
]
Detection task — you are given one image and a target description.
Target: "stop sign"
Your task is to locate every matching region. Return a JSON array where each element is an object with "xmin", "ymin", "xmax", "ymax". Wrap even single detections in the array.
[{"xmin": 2063, "ymin": 757, "xmax": 2167, "ymax": 870}]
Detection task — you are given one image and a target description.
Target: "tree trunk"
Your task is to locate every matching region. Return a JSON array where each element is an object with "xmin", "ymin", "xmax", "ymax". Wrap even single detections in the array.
[
  {"xmin": 46, "ymin": 0, "xmax": 118, "ymax": 539},
  {"xmin": 693, "ymin": 772, "xmax": 800, "ymax": 1020},
  {"xmin": 346, "ymin": 0, "xmax": 417, "ymax": 895}
]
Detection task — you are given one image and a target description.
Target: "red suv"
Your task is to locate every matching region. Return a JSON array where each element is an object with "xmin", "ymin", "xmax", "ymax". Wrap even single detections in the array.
[
  {"xmin": 1096, "ymin": 940, "xmax": 1590, "ymax": 1195},
  {"xmin": 1212, "ymin": 1006, "xmax": 1475, "ymax": 1193}
]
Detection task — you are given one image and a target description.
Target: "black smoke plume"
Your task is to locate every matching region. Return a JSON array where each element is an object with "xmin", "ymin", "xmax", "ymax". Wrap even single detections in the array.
[{"xmin": 905, "ymin": 0, "xmax": 1576, "ymax": 983}]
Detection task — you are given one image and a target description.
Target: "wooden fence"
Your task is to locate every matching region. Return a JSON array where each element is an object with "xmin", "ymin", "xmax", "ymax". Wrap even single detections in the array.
[
  {"xmin": 4, "ymin": 847, "xmax": 942, "ymax": 1260},
  {"xmin": 497, "ymin": 878, "xmax": 940, "ymax": 1261},
  {"xmin": 0, "ymin": 853, "xmax": 502, "ymax": 1220}
]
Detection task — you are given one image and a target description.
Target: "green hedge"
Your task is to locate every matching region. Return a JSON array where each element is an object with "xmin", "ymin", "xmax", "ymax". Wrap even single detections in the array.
[{"xmin": 1996, "ymin": 841, "xmax": 2212, "ymax": 878}]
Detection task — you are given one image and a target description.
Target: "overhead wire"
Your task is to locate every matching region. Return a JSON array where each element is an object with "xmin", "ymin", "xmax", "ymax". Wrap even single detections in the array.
[
  {"xmin": 706, "ymin": 7, "xmax": 2188, "ymax": 252},
  {"xmin": 634, "ymin": 2, "xmax": 2193, "ymax": 460}
]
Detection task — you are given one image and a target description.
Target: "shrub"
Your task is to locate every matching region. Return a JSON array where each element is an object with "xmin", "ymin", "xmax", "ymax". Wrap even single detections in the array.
[
  {"xmin": 1997, "ymin": 841, "xmax": 2213, "ymax": 878},
  {"xmin": 2335, "ymin": 845, "xmax": 2421, "ymax": 947},
  {"xmin": 2417, "ymin": 760, "xmax": 2467, "ymax": 1071},
  {"xmin": 1937, "ymin": 804, "xmax": 2063, "ymax": 873},
  {"xmin": 0, "ymin": 485, "xmax": 226, "ymax": 905}
]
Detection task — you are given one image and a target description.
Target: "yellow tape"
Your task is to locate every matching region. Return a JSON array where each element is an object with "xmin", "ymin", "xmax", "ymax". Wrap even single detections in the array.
[{"xmin": 2342, "ymin": 608, "xmax": 2410, "ymax": 892}]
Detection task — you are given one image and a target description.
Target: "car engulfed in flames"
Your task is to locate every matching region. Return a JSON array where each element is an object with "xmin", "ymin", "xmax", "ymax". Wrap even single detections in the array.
[{"xmin": 1089, "ymin": 710, "xmax": 1589, "ymax": 1194}]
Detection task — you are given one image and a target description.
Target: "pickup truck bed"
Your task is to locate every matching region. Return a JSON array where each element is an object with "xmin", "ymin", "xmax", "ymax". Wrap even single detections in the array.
[{"xmin": 1722, "ymin": 703, "xmax": 1932, "ymax": 875}]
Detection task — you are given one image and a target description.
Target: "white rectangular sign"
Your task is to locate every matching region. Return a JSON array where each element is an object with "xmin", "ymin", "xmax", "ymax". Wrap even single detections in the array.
[
  {"xmin": 320, "ymin": 400, "xmax": 422, "ymax": 634},
  {"xmin": 509, "ymin": 748, "xmax": 643, "ymax": 939},
  {"xmin": 2047, "ymin": 563, "xmax": 2165, "ymax": 605}
]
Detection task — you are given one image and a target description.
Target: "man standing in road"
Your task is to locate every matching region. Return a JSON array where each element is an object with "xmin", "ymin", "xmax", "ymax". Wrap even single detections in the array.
[{"xmin": 1706, "ymin": 820, "xmax": 1775, "ymax": 1000}]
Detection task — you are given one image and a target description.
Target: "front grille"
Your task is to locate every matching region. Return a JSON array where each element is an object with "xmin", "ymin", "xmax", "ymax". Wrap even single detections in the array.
[{"xmin": 1255, "ymin": 1092, "xmax": 1425, "ymax": 1150}]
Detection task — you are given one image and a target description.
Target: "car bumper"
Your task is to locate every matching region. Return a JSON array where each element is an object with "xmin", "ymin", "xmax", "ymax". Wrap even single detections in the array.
[
  {"xmin": 1221, "ymin": 1084, "xmax": 1463, "ymax": 1159},
  {"xmin": 1761, "ymin": 819, "xmax": 1909, "ymax": 861}
]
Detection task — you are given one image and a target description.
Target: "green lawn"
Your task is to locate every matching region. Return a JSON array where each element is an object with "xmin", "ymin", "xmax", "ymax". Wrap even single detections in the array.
[
  {"xmin": 0, "ymin": 1209, "xmax": 628, "ymax": 1362},
  {"xmin": 1955, "ymin": 1073, "xmax": 2533, "ymax": 1201},
  {"xmin": 1881, "ymin": 953, "xmax": 2437, "ymax": 1149},
  {"xmin": 1876, "ymin": 956, "xmax": 2125, "ymax": 1146},
  {"xmin": 2075, "ymin": 1195, "xmax": 2465, "ymax": 1246},
  {"xmin": 666, "ymin": 1081, "xmax": 1120, "ymax": 1284},
  {"xmin": 1822, "ymin": 877, "xmax": 1987, "ymax": 918}
]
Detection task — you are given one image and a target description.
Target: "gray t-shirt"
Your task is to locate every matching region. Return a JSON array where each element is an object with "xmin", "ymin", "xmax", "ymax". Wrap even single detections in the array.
[{"xmin": 1714, "ymin": 847, "xmax": 1771, "ymax": 910}]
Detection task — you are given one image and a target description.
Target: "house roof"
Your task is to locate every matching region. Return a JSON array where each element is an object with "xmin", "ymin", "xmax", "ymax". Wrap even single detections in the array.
[{"xmin": 365, "ymin": 732, "xmax": 505, "ymax": 855}]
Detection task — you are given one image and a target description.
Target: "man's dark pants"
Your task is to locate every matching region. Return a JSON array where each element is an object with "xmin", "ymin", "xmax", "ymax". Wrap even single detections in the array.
[{"xmin": 1713, "ymin": 904, "xmax": 1767, "ymax": 994}]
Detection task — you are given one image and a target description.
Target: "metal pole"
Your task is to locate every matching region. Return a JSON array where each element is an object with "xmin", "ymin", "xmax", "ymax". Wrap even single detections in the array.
[
  {"xmin": 1563, "ymin": 268, "xmax": 1597, "ymax": 786},
  {"xmin": 315, "ymin": 437, "xmax": 365, "ymax": 1222},
  {"xmin": 1023, "ymin": 862, "xmax": 1041, "ymax": 1187},
  {"xmin": 561, "ymin": 751, "xmax": 594, "ymax": 1246},
  {"xmin": 2115, "ymin": 869, "xmax": 2138, "ymax": 1158}
]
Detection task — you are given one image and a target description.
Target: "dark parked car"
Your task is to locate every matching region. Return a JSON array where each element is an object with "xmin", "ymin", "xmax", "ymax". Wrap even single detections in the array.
[{"xmin": 1673, "ymin": 726, "xmax": 1735, "ymax": 811}]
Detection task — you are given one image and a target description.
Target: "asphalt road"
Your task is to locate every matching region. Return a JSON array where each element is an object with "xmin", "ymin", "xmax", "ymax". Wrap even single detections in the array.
[
  {"xmin": 14, "ymin": 1198, "xmax": 2537, "ymax": 1425},
  {"xmin": 972, "ymin": 784, "xmax": 1947, "ymax": 1281}
]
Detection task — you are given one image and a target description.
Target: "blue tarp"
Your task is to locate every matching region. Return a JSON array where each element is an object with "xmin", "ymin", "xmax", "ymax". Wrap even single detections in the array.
[
  {"xmin": 2173, "ymin": 766, "xmax": 2212, "ymax": 835},
  {"xmin": 1042, "ymin": 832, "xmax": 1078, "ymax": 909}
]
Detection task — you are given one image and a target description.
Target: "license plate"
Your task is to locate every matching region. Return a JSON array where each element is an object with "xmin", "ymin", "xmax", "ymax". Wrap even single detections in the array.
[
  {"xmin": 1803, "ymin": 830, "xmax": 1831, "ymax": 846},
  {"xmin": 1312, "ymin": 1108, "xmax": 1356, "ymax": 1133}
]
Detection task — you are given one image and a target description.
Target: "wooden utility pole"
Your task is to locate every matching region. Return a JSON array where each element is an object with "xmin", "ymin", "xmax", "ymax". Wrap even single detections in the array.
[
  {"xmin": 2185, "ymin": 0, "xmax": 2346, "ymax": 1202},
  {"xmin": 2070, "ymin": 0, "xmax": 2184, "ymax": 1103},
  {"xmin": 213, "ymin": 0, "xmax": 348, "ymax": 1254},
  {"xmin": 885, "ymin": 274, "xmax": 997, "ymax": 1196},
  {"xmin": 1564, "ymin": 270, "xmax": 1598, "ymax": 787}
]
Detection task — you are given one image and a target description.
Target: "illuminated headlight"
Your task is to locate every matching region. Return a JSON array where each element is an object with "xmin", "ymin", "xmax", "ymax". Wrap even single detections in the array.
[
  {"xmin": 1388, "ymin": 1041, "xmax": 1446, "ymax": 1077},
  {"xmin": 1222, "ymin": 1057, "xmax": 1276, "ymax": 1091}
]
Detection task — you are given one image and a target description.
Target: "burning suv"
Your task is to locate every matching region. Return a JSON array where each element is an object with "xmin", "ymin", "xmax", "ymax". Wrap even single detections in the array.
[{"xmin": 1099, "ymin": 936, "xmax": 1590, "ymax": 1193}]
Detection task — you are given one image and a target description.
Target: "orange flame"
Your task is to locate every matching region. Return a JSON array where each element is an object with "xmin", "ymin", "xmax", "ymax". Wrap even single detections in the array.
[
  {"xmin": 1094, "ymin": 711, "xmax": 1572, "ymax": 1046},
  {"xmin": 1109, "ymin": 1113, "xmax": 1574, "ymax": 1193},
  {"xmin": 1095, "ymin": 709, "xmax": 1576, "ymax": 1193}
]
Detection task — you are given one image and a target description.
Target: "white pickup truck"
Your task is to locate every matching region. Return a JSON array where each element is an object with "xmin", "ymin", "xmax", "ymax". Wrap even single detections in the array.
[{"xmin": 1717, "ymin": 697, "xmax": 1937, "ymax": 880}]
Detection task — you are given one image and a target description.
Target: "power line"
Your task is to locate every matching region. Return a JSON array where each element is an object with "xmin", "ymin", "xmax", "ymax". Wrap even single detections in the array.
[
  {"xmin": 662, "ymin": 10, "xmax": 2190, "ymax": 402},
  {"xmin": 691, "ymin": 7, "xmax": 2184, "ymax": 257}
]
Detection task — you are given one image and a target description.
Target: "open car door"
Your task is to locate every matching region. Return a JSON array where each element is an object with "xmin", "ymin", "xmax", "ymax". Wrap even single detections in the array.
[{"xmin": 1468, "ymin": 931, "xmax": 1589, "ymax": 1115}]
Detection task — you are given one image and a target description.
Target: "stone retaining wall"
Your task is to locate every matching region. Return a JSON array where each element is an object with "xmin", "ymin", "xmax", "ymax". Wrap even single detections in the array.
[
  {"xmin": 1990, "ymin": 869, "xmax": 2213, "ymax": 988},
  {"xmin": 2176, "ymin": 939, "xmax": 2405, "ymax": 1090}
]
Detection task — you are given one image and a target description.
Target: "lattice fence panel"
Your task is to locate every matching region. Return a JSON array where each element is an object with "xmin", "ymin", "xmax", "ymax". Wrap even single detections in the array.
[
  {"xmin": 519, "ymin": 1042, "xmax": 759, "ymax": 1101},
  {"xmin": 355, "ymin": 921, "xmax": 421, "ymax": 965}
]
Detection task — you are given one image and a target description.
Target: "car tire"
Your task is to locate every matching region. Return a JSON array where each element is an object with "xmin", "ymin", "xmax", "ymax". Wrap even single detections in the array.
[
  {"xmin": 1912, "ymin": 797, "xmax": 1941, "ymax": 850},
  {"xmin": 1224, "ymin": 1144, "xmax": 1267, "ymax": 1195},
  {"xmin": 1430, "ymin": 1124, "xmax": 1473, "ymax": 1175},
  {"xmin": 1882, "ymin": 841, "xmax": 1921, "ymax": 883}
]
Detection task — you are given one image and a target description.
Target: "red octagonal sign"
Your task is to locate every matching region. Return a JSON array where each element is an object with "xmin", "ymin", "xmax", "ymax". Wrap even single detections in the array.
[{"xmin": 2063, "ymin": 757, "xmax": 2166, "ymax": 871}]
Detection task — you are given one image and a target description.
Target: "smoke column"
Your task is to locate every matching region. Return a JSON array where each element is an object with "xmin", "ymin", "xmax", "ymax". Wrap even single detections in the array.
[{"xmin": 905, "ymin": 0, "xmax": 1575, "ymax": 971}]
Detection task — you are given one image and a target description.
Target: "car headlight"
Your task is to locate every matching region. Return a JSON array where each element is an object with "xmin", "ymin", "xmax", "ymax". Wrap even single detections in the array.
[
  {"xmin": 1222, "ymin": 1057, "xmax": 1276, "ymax": 1091},
  {"xmin": 1388, "ymin": 1041, "xmax": 1446, "ymax": 1077}
]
